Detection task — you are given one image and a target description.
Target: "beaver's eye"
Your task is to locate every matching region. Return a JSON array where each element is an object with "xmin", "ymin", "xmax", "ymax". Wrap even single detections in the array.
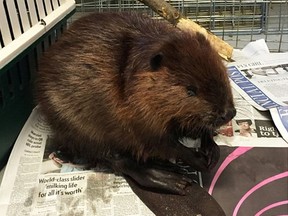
[{"xmin": 186, "ymin": 85, "xmax": 197, "ymax": 97}]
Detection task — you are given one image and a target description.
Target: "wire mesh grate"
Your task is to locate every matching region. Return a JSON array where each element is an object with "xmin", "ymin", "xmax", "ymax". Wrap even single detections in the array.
[{"xmin": 72, "ymin": 0, "xmax": 288, "ymax": 52}]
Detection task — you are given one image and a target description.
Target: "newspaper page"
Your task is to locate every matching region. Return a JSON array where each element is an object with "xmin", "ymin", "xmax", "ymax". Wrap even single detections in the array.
[
  {"xmin": 223, "ymin": 40, "xmax": 288, "ymax": 144},
  {"xmin": 0, "ymin": 107, "xmax": 155, "ymax": 216},
  {"xmin": 231, "ymin": 39, "xmax": 270, "ymax": 63},
  {"xmin": 227, "ymin": 52, "xmax": 288, "ymax": 111}
]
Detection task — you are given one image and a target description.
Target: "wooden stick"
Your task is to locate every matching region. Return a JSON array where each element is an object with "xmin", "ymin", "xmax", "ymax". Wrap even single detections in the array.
[{"xmin": 138, "ymin": 0, "xmax": 233, "ymax": 61}]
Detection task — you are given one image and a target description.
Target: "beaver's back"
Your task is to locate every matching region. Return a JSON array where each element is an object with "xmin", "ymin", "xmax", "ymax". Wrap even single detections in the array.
[{"xmin": 36, "ymin": 13, "xmax": 179, "ymax": 158}]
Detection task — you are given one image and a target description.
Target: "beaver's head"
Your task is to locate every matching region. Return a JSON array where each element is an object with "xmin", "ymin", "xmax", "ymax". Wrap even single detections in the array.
[{"xmin": 125, "ymin": 32, "xmax": 236, "ymax": 145}]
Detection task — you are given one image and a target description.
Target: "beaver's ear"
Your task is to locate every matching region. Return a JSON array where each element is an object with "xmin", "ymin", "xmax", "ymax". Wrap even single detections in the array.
[{"xmin": 150, "ymin": 53, "xmax": 163, "ymax": 71}]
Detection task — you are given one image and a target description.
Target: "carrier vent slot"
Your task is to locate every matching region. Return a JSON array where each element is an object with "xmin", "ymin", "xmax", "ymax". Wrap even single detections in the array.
[
  {"xmin": 0, "ymin": 31, "xmax": 4, "ymax": 48},
  {"xmin": 6, "ymin": 70, "xmax": 15, "ymax": 99},
  {"xmin": 13, "ymin": 0, "xmax": 24, "ymax": 34},
  {"xmin": 34, "ymin": 0, "xmax": 46, "ymax": 19},
  {"xmin": 16, "ymin": 0, "xmax": 32, "ymax": 31},
  {"xmin": 3, "ymin": 0, "xmax": 15, "ymax": 41},
  {"xmin": 26, "ymin": 0, "xmax": 39, "ymax": 24},
  {"xmin": 0, "ymin": 89, "xmax": 3, "ymax": 109},
  {"xmin": 20, "ymin": 54, "xmax": 32, "ymax": 88}
]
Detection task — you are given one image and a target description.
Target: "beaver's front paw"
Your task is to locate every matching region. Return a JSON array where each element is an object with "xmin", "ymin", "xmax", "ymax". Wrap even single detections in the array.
[
  {"xmin": 110, "ymin": 155, "xmax": 193, "ymax": 195},
  {"xmin": 128, "ymin": 167, "xmax": 193, "ymax": 195}
]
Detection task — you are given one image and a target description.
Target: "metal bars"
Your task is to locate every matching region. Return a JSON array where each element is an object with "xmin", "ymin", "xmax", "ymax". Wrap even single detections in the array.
[{"xmin": 74, "ymin": 0, "xmax": 288, "ymax": 51}]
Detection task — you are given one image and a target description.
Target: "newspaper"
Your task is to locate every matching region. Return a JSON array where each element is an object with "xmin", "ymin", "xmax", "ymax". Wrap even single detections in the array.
[
  {"xmin": 228, "ymin": 53, "xmax": 288, "ymax": 110},
  {"xmin": 226, "ymin": 40, "xmax": 288, "ymax": 143},
  {"xmin": 0, "ymin": 107, "xmax": 155, "ymax": 216},
  {"xmin": 229, "ymin": 39, "xmax": 288, "ymax": 111}
]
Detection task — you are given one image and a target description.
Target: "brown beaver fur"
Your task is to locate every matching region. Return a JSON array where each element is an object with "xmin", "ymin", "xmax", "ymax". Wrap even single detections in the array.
[{"xmin": 36, "ymin": 12, "xmax": 235, "ymax": 194}]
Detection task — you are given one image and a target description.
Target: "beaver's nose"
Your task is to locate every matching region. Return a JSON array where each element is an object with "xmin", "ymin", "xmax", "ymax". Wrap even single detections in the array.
[{"xmin": 215, "ymin": 107, "xmax": 236, "ymax": 126}]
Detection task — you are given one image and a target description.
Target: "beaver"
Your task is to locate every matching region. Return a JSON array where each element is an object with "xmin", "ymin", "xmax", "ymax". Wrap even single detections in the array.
[{"xmin": 36, "ymin": 12, "xmax": 236, "ymax": 195}]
